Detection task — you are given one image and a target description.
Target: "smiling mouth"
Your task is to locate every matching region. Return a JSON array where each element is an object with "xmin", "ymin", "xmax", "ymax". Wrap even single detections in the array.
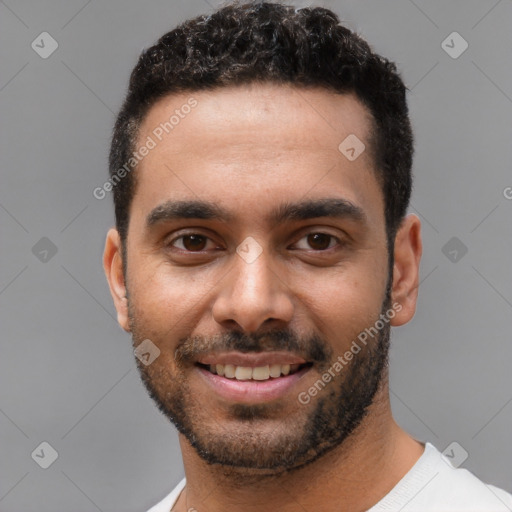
[{"xmin": 196, "ymin": 362, "xmax": 313, "ymax": 381}]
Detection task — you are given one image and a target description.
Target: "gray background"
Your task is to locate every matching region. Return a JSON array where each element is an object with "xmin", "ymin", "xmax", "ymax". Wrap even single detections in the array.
[{"xmin": 1, "ymin": 0, "xmax": 511, "ymax": 510}]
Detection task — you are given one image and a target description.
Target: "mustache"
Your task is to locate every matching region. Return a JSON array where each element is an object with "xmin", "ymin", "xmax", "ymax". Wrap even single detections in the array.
[{"xmin": 174, "ymin": 329, "xmax": 332, "ymax": 366}]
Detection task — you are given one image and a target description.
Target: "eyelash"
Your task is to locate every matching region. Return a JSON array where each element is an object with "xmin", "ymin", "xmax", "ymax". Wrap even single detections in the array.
[
  {"xmin": 169, "ymin": 234, "xmax": 220, "ymax": 252},
  {"xmin": 167, "ymin": 232, "xmax": 343, "ymax": 253}
]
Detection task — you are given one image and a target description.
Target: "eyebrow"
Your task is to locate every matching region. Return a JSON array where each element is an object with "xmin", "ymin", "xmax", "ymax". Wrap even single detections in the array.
[
  {"xmin": 145, "ymin": 198, "xmax": 367, "ymax": 228},
  {"xmin": 269, "ymin": 198, "xmax": 367, "ymax": 225},
  {"xmin": 146, "ymin": 200, "xmax": 234, "ymax": 226}
]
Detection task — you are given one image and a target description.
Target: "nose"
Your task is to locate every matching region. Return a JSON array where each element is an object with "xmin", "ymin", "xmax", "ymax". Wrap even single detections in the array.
[{"xmin": 211, "ymin": 242, "xmax": 294, "ymax": 333}]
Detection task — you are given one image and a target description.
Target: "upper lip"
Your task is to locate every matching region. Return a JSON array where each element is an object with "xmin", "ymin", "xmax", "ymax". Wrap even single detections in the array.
[{"xmin": 196, "ymin": 351, "xmax": 308, "ymax": 367}]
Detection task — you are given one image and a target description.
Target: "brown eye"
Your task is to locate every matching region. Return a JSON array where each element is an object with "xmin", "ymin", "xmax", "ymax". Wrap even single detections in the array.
[
  {"xmin": 306, "ymin": 233, "xmax": 334, "ymax": 250},
  {"xmin": 172, "ymin": 234, "xmax": 209, "ymax": 251},
  {"xmin": 184, "ymin": 235, "xmax": 207, "ymax": 251},
  {"xmin": 292, "ymin": 232, "xmax": 339, "ymax": 251}
]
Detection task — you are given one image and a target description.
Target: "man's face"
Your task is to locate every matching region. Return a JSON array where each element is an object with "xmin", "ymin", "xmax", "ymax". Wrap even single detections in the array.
[{"xmin": 119, "ymin": 84, "xmax": 393, "ymax": 475}]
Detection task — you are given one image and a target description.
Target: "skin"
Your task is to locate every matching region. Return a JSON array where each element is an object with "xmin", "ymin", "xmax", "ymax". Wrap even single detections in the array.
[{"xmin": 104, "ymin": 83, "xmax": 423, "ymax": 512}]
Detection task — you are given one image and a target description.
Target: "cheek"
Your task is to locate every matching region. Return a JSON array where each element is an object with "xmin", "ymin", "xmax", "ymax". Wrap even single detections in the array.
[
  {"xmin": 295, "ymin": 263, "xmax": 387, "ymax": 347},
  {"xmin": 129, "ymin": 255, "xmax": 205, "ymax": 311},
  {"xmin": 127, "ymin": 258, "xmax": 220, "ymax": 344}
]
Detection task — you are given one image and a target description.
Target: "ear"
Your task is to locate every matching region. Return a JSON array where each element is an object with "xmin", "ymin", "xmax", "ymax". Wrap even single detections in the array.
[
  {"xmin": 103, "ymin": 228, "xmax": 130, "ymax": 332},
  {"xmin": 390, "ymin": 214, "xmax": 422, "ymax": 327}
]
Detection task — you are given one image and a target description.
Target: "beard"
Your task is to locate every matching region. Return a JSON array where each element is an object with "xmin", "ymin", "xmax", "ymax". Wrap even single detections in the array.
[{"xmin": 128, "ymin": 286, "xmax": 392, "ymax": 480}]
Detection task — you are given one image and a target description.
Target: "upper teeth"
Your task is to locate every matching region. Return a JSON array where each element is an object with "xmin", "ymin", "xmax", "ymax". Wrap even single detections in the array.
[{"xmin": 209, "ymin": 364, "xmax": 297, "ymax": 380}]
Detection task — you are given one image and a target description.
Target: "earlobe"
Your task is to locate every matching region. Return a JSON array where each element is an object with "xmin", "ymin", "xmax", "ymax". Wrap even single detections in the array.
[
  {"xmin": 390, "ymin": 214, "xmax": 422, "ymax": 327},
  {"xmin": 103, "ymin": 228, "xmax": 131, "ymax": 332}
]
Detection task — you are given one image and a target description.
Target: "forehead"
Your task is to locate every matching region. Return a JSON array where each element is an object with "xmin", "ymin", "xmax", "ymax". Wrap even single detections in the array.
[
  {"xmin": 130, "ymin": 83, "xmax": 383, "ymax": 231},
  {"xmin": 140, "ymin": 83, "xmax": 373, "ymax": 155}
]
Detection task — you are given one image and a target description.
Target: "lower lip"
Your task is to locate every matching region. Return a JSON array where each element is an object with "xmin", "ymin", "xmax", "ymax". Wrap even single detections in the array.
[{"xmin": 196, "ymin": 365, "xmax": 312, "ymax": 403}]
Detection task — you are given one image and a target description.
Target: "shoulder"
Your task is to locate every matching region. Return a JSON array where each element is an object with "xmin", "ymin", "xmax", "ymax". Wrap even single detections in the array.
[
  {"xmin": 371, "ymin": 442, "xmax": 512, "ymax": 511},
  {"xmin": 429, "ymin": 464, "xmax": 512, "ymax": 510}
]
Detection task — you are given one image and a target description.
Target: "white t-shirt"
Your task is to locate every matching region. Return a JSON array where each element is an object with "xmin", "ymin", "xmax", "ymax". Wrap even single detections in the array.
[{"xmin": 147, "ymin": 442, "xmax": 512, "ymax": 511}]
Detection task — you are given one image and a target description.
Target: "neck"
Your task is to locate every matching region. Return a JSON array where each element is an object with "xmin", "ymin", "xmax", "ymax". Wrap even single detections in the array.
[{"xmin": 173, "ymin": 380, "xmax": 424, "ymax": 512}]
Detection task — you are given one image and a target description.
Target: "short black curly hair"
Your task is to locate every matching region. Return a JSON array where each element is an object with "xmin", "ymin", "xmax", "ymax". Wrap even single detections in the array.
[{"xmin": 109, "ymin": 0, "xmax": 413, "ymax": 252}]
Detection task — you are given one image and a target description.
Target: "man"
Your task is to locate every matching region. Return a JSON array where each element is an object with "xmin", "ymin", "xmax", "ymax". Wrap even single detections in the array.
[{"xmin": 103, "ymin": 2, "xmax": 512, "ymax": 511}]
